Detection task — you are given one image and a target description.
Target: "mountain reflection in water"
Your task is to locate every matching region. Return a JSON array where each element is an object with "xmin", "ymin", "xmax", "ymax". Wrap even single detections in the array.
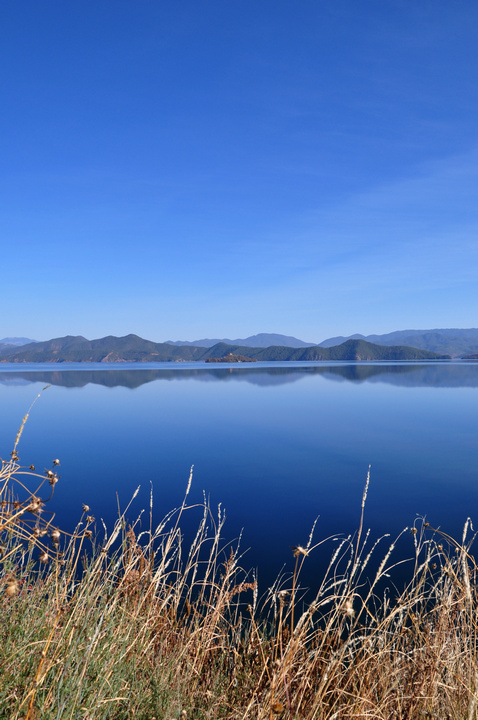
[
  {"xmin": 0, "ymin": 361, "xmax": 476, "ymax": 389},
  {"xmin": 1, "ymin": 360, "xmax": 478, "ymax": 595}
]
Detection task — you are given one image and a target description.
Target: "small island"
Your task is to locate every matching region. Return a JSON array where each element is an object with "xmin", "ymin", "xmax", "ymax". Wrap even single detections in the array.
[{"xmin": 205, "ymin": 352, "xmax": 257, "ymax": 363}]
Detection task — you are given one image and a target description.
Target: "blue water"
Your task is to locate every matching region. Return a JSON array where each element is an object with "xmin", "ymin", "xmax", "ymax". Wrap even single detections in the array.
[{"xmin": 1, "ymin": 361, "xmax": 477, "ymax": 593}]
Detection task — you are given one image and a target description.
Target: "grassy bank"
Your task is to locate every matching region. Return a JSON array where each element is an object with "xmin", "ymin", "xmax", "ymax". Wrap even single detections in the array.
[{"xmin": 2, "ymin": 435, "xmax": 478, "ymax": 719}]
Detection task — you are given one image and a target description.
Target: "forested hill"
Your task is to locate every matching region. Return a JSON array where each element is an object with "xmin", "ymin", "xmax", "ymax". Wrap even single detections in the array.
[
  {"xmin": 213, "ymin": 339, "xmax": 450, "ymax": 361},
  {"xmin": 0, "ymin": 335, "xmax": 206, "ymax": 363},
  {"xmin": 0, "ymin": 335, "xmax": 450, "ymax": 363}
]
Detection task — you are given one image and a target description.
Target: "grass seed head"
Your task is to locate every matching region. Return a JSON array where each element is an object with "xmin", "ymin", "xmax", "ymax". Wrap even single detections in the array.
[
  {"xmin": 26, "ymin": 497, "xmax": 43, "ymax": 515},
  {"xmin": 342, "ymin": 598, "xmax": 355, "ymax": 617},
  {"xmin": 6, "ymin": 579, "xmax": 19, "ymax": 597}
]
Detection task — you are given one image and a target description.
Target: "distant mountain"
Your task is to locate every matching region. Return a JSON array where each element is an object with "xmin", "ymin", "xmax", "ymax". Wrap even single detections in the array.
[
  {"xmin": 0, "ymin": 336, "xmax": 37, "ymax": 355},
  {"xmin": 166, "ymin": 333, "xmax": 313, "ymax": 348},
  {"xmin": 318, "ymin": 334, "xmax": 367, "ymax": 347},
  {"xmin": 0, "ymin": 334, "xmax": 449, "ymax": 363},
  {"xmin": 0, "ymin": 337, "xmax": 36, "ymax": 345},
  {"xmin": 319, "ymin": 329, "xmax": 478, "ymax": 358}
]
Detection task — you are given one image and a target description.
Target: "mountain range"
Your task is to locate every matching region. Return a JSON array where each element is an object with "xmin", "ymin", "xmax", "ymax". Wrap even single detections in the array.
[
  {"xmin": 165, "ymin": 329, "xmax": 478, "ymax": 357},
  {"xmin": 318, "ymin": 328, "xmax": 478, "ymax": 357},
  {"xmin": 0, "ymin": 334, "xmax": 450, "ymax": 363},
  {"xmin": 2, "ymin": 328, "xmax": 477, "ymax": 359},
  {"xmin": 166, "ymin": 333, "xmax": 314, "ymax": 348}
]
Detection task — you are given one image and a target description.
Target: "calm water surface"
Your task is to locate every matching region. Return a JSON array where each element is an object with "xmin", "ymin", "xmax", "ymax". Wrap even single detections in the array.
[{"xmin": 1, "ymin": 361, "xmax": 477, "ymax": 592}]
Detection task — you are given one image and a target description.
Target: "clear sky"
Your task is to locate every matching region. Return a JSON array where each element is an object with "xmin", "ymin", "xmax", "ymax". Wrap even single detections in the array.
[{"xmin": 1, "ymin": 1, "xmax": 477, "ymax": 344}]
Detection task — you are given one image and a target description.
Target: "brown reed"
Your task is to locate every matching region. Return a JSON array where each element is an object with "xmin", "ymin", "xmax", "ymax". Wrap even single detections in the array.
[{"xmin": 1, "ymin": 414, "xmax": 478, "ymax": 718}]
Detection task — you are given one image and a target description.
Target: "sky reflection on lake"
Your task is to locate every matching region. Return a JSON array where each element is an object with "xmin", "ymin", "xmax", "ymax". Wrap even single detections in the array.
[{"xmin": 1, "ymin": 361, "xmax": 477, "ymax": 594}]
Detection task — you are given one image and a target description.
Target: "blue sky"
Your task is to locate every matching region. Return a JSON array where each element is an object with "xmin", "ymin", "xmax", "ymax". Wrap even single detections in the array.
[{"xmin": 1, "ymin": 1, "xmax": 477, "ymax": 344}]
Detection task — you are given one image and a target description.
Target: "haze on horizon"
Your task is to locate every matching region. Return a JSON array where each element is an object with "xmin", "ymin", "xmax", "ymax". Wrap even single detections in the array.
[{"xmin": 1, "ymin": 1, "xmax": 477, "ymax": 343}]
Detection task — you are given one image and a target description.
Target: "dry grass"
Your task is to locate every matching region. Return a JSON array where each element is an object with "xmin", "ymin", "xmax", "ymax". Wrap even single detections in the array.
[{"xmin": 2, "ymin": 421, "xmax": 478, "ymax": 719}]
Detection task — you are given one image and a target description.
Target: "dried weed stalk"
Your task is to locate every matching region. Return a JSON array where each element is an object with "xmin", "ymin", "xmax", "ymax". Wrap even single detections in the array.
[{"xmin": 1, "ymin": 409, "xmax": 478, "ymax": 719}]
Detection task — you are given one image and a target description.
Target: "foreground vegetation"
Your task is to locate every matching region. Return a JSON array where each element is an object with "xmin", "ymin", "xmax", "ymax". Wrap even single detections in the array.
[{"xmin": 1, "ymin": 415, "xmax": 478, "ymax": 718}]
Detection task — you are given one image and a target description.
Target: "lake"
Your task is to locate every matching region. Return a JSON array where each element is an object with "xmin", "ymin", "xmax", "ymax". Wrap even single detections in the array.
[{"xmin": 1, "ymin": 361, "xmax": 477, "ymax": 595}]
